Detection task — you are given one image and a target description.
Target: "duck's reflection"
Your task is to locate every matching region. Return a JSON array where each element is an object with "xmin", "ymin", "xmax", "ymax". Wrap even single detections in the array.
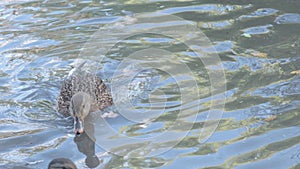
[{"xmin": 74, "ymin": 120, "xmax": 102, "ymax": 168}]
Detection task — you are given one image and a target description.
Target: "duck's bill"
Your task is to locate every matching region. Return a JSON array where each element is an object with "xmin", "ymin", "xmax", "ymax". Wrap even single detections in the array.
[{"xmin": 74, "ymin": 117, "xmax": 84, "ymax": 135}]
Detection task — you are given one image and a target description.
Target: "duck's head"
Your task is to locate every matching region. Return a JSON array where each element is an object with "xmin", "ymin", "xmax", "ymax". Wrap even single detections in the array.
[
  {"xmin": 48, "ymin": 158, "xmax": 77, "ymax": 169},
  {"xmin": 70, "ymin": 92, "xmax": 91, "ymax": 135}
]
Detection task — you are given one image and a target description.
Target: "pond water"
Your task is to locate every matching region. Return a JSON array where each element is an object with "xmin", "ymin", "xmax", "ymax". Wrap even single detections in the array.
[{"xmin": 0, "ymin": 0, "xmax": 299, "ymax": 168}]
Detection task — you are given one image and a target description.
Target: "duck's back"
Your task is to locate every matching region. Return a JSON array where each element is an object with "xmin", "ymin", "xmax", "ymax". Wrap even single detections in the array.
[{"xmin": 57, "ymin": 71, "xmax": 112, "ymax": 116}]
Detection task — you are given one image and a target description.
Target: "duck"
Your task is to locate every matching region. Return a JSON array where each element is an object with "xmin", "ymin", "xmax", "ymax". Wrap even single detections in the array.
[
  {"xmin": 57, "ymin": 62, "xmax": 113, "ymax": 134},
  {"xmin": 48, "ymin": 158, "xmax": 77, "ymax": 169}
]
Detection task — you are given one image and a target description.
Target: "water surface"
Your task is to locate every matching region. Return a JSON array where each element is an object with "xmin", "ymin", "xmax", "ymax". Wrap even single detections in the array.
[{"xmin": 0, "ymin": 0, "xmax": 299, "ymax": 168}]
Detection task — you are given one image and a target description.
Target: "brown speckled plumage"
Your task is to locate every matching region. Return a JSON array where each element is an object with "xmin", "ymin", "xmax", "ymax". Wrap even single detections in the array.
[{"xmin": 57, "ymin": 70, "xmax": 112, "ymax": 117}]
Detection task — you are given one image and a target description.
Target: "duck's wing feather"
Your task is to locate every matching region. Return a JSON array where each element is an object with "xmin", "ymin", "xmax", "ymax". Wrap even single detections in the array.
[
  {"xmin": 57, "ymin": 78, "xmax": 73, "ymax": 116},
  {"xmin": 93, "ymin": 74, "xmax": 113, "ymax": 110}
]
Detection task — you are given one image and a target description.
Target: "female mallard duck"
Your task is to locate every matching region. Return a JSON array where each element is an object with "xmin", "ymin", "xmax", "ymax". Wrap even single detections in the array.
[
  {"xmin": 57, "ymin": 65, "xmax": 113, "ymax": 134},
  {"xmin": 48, "ymin": 158, "xmax": 77, "ymax": 169}
]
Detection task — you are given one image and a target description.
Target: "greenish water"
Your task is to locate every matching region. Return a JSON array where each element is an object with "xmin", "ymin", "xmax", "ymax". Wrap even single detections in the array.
[{"xmin": 0, "ymin": 0, "xmax": 299, "ymax": 168}]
